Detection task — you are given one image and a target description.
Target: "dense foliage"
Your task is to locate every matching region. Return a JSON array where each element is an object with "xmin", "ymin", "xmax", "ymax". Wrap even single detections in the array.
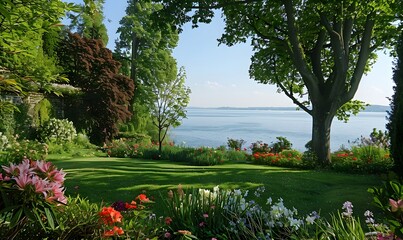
[
  {"xmin": 58, "ymin": 32, "xmax": 134, "ymax": 145},
  {"xmin": 114, "ymin": 0, "xmax": 183, "ymax": 145},
  {"xmin": 387, "ymin": 30, "xmax": 403, "ymax": 179}
]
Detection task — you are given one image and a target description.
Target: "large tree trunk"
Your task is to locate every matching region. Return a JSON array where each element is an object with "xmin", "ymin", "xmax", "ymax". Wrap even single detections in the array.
[{"xmin": 311, "ymin": 106, "xmax": 335, "ymax": 165}]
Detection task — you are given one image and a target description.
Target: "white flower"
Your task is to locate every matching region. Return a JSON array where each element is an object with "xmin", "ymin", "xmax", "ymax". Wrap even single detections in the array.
[
  {"xmin": 234, "ymin": 189, "xmax": 242, "ymax": 196},
  {"xmin": 266, "ymin": 197, "xmax": 272, "ymax": 205},
  {"xmin": 306, "ymin": 215, "xmax": 316, "ymax": 224}
]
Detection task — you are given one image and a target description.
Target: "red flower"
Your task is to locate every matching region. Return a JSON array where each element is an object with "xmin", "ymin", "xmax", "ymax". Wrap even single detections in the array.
[
  {"xmin": 99, "ymin": 207, "xmax": 123, "ymax": 225},
  {"xmin": 103, "ymin": 226, "xmax": 124, "ymax": 237},
  {"xmin": 136, "ymin": 194, "xmax": 150, "ymax": 203},
  {"xmin": 165, "ymin": 217, "xmax": 172, "ymax": 225},
  {"xmin": 125, "ymin": 201, "xmax": 137, "ymax": 209}
]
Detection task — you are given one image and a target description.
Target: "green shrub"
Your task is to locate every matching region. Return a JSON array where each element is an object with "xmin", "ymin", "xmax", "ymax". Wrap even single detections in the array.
[
  {"xmin": 116, "ymin": 132, "xmax": 151, "ymax": 145},
  {"xmin": 227, "ymin": 138, "xmax": 246, "ymax": 150},
  {"xmin": 32, "ymin": 98, "xmax": 53, "ymax": 127},
  {"xmin": 0, "ymin": 138, "xmax": 48, "ymax": 164},
  {"xmin": 225, "ymin": 149, "xmax": 248, "ymax": 162},
  {"xmin": 188, "ymin": 147, "xmax": 226, "ymax": 166},
  {"xmin": 0, "ymin": 101, "xmax": 15, "ymax": 135},
  {"xmin": 74, "ymin": 133, "xmax": 95, "ymax": 149},
  {"xmin": 271, "ymin": 136, "xmax": 292, "ymax": 153}
]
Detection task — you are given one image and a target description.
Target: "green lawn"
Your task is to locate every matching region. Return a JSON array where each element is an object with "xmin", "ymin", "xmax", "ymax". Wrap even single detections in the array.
[{"xmin": 50, "ymin": 156, "xmax": 384, "ymax": 218}]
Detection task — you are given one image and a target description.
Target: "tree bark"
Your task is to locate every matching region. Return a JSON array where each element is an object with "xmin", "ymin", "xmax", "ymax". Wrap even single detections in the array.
[{"xmin": 311, "ymin": 106, "xmax": 335, "ymax": 165}]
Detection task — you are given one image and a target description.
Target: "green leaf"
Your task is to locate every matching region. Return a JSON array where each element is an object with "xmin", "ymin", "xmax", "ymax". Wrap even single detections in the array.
[
  {"xmin": 0, "ymin": 5, "xmax": 11, "ymax": 20},
  {"xmin": 9, "ymin": 208, "xmax": 23, "ymax": 228},
  {"xmin": 44, "ymin": 207, "xmax": 55, "ymax": 230},
  {"xmin": 32, "ymin": 208, "xmax": 46, "ymax": 231}
]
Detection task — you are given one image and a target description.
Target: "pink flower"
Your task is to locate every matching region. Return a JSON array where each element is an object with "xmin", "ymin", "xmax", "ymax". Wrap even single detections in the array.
[
  {"xmin": 18, "ymin": 159, "xmax": 33, "ymax": 175},
  {"xmin": 203, "ymin": 213, "xmax": 209, "ymax": 218},
  {"xmin": 2, "ymin": 162, "xmax": 18, "ymax": 176},
  {"xmin": 389, "ymin": 198, "xmax": 403, "ymax": 212},
  {"xmin": 164, "ymin": 232, "xmax": 172, "ymax": 239},
  {"xmin": 34, "ymin": 160, "xmax": 52, "ymax": 173},
  {"xmin": 46, "ymin": 182, "xmax": 66, "ymax": 204},
  {"xmin": 31, "ymin": 176, "xmax": 50, "ymax": 196},
  {"xmin": 15, "ymin": 173, "xmax": 32, "ymax": 190},
  {"xmin": 48, "ymin": 169, "xmax": 66, "ymax": 183}
]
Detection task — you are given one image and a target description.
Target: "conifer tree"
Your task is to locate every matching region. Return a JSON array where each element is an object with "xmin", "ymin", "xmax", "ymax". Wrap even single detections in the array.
[{"xmin": 387, "ymin": 31, "xmax": 403, "ymax": 178}]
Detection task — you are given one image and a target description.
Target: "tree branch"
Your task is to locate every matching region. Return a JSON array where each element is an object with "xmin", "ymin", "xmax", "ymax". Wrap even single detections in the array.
[
  {"xmin": 310, "ymin": 29, "xmax": 326, "ymax": 84},
  {"xmin": 343, "ymin": 13, "xmax": 375, "ymax": 103},
  {"xmin": 186, "ymin": 0, "xmax": 259, "ymax": 10},
  {"xmin": 283, "ymin": 0, "xmax": 318, "ymax": 96},
  {"xmin": 272, "ymin": 57, "xmax": 312, "ymax": 115}
]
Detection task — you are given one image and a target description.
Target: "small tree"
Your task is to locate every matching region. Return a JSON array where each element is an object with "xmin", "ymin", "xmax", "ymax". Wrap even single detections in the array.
[
  {"xmin": 387, "ymin": 30, "xmax": 403, "ymax": 179},
  {"xmin": 145, "ymin": 66, "xmax": 191, "ymax": 156}
]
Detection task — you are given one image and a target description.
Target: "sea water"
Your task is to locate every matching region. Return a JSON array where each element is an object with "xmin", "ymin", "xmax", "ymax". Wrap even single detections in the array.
[{"xmin": 169, "ymin": 108, "xmax": 388, "ymax": 151}]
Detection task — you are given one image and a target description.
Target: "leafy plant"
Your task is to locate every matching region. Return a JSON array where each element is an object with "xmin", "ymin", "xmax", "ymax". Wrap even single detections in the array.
[
  {"xmin": 271, "ymin": 136, "xmax": 292, "ymax": 153},
  {"xmin": 368, "ymin": 181, "xmax": 403, "ymax": 238},
  {"xmin": 227, "ymin": 138, "xmax": 246, "ymax": 150},
  {"xmin": 32, "ymin": 98, "xmax": 53, "ymax": 128}
]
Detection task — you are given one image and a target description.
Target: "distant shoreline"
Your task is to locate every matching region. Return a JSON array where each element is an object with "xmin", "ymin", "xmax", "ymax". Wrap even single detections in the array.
[{"xmin": 187, "ymin": 105, "xmax": 390, "ymax": 113}]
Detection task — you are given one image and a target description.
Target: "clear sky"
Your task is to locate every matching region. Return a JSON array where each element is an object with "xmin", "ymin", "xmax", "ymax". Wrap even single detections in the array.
[{"xmin": 66, "ymin": 0, "xmax": 395, "ymax": 108}]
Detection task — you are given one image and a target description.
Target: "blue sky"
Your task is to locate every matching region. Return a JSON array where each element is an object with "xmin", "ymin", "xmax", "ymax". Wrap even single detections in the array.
[{"xmin": 66, "ymin": 0, "xmax": 395, "ymax": 107}]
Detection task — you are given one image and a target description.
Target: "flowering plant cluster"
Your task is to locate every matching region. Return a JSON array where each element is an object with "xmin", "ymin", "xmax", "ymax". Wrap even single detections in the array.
[
  {"xmin": 39, "ymin": 118, "xmax": 77, "ymax": 144},
  {"xmin": 331, "ymin": 148, "xmax": 393, "ymax": 174},
  {"xmin": 99, "ymin": 193, "xmax": 158, "ymax": 238},
  {"xmin": 0, "ymin": 158, "xmax": 66, "ymax": 236},
  {"xmin": 252, "ymin": 149, "xmax": 302, "ymax": 168},
  {"xmin": 162, "ymin": 185, "xmax": 319, "ymax": 239},
  {"xmin": 0, "ymin": 137, "xmax": 48, "ymax": 164},
  {"xmin": 0, "ymin": 132, "xmax": 8, "ymax": 151}
]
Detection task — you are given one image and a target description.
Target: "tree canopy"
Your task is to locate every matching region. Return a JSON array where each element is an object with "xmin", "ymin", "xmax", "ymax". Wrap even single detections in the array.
[
  {"xmin": 58, "ymin": 32, "xmax": 134, "ymax": 144},
  {"xmin": 0, "ymin": 0, "xmax": 75, "ymax": 94},
  {"xmin": 114, "ymin": 0, "xmax": 181, "ymax": 140},
  {"xmin": 153, "ymin": 0, "xmax": 402, "ymax": 164}
]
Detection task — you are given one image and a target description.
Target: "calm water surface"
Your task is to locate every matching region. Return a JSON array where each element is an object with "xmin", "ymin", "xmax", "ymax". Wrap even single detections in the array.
[{"xmin": 169, "ymin": 108, "xmax": 388, "ymax": 151}]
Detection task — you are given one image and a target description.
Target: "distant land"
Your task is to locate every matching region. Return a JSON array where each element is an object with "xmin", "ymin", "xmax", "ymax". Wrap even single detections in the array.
[{"xmin": 188, "ymin": 105, "xmax": 390, "ymax": 112}]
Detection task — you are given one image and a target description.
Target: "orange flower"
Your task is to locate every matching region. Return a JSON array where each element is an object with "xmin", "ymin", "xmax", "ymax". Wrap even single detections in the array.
[
  {"xmin": 136, "ymin": 194, "xmax": 150, "ymax": 203},
  {"xmin": 99, "ymin": 207, "xmax": 123, "ymax": 225},
  {"xmin": 103, "ymin": 226, "xmax": 124, "ymax": 237},
  {"xmin": 125, "ymin": 201, "xmax": 137, "ymax": 209}
]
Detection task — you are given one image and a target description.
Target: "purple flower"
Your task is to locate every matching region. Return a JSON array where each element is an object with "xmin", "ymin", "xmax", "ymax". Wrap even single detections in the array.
[
  {"xmin": 342, "ymin": 201, "xmax": 353, "ymax": 217},
  {"xmin": 111, "ymin": 200, "xmax": 127, "ymax": 211}
]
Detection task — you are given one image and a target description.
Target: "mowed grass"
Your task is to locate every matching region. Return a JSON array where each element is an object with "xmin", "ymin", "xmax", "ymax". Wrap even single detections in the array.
[{"xmin": 50, "ymin": 156, "xmax": 384, "ymax": 218}]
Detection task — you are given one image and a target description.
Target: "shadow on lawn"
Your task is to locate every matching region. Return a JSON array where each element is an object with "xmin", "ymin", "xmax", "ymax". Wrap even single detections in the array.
[{"xmin": 53, "ymin": 157, "xmax": 384, "ymax": 216}]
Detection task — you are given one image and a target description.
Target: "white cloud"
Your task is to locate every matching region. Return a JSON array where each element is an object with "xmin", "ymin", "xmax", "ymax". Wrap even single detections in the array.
[{"xmin": 206, "ymin": 81, "xmax": 222, "ymax": 89}]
